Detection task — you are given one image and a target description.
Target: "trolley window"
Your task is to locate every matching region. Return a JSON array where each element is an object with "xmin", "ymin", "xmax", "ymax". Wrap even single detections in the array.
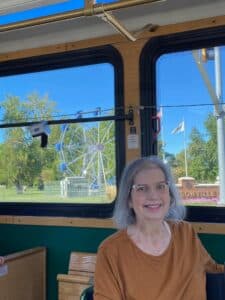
[
  {"xmin": 141, "ymin": 27, "xmax": 225, "ymax": 222},
  {"xmin": 0, "ymin": 45, "xmax": 125, "ymax": 217}
]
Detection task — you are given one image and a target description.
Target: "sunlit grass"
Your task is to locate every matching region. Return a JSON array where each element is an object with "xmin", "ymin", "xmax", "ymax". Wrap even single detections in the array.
[
  {"xmin": 0, "ymin": 186, "xmax": 113, "ymax": 203},
  {"xmin": 0, "ymin": 187, "xmax": 224, "ymax": 206}
]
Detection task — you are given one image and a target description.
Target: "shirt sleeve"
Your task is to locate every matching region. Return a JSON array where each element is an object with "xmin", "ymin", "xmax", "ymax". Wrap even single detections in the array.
[{"xmin": 94, "ymin": 246, "xmax": 123, "ymax": 300}]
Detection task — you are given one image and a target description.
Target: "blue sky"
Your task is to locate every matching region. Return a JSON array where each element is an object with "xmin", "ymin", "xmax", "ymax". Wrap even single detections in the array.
[
  {"xmin": 0, "ymin": 64, "xmax": 114, "ymax": 119},
  {"xmin": 157, "ymin": 49, "xmax": 224, "ymax": 154}
]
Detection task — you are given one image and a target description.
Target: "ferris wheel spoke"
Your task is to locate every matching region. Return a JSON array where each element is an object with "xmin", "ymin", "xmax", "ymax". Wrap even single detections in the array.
[
  {"xmin": 99, "ymin": 152, "xmax": 107, "ymax": 187},
  {"xmin": 67, "ymin": 151, "xmax": 87, "ymax": 166},
  {"xmin": 102, "ymin": 138, "xmax": 114, "ymax": 146},
  {"xmin": 57, "ymin": 118, "xmax": 115, "ymax": 194},
  {"xmin": 84, "ymin": 151, "xmax": 97, "ymax": 172},
  {"xmin": 99, "ymin": 122, "xmax": 114, "ymax": 143}
]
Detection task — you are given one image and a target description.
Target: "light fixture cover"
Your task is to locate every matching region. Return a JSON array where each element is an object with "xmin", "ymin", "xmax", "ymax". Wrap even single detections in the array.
[{"xmin": 0, "ymin": 0, "xmax": 68, "ymax": 15}]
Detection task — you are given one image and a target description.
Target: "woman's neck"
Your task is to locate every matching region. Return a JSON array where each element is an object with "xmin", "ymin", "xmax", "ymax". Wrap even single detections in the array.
[{"xmin": 127, "ymin": 221, "xmax": 171, "ymax": 256}]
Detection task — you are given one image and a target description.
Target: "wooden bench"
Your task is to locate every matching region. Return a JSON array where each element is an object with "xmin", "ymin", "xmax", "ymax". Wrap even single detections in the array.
[
  {"xmin": 0, "ymin": 247, "xmax": 46, "ymax": 300},
  {"xmin": 57, "ymin": 252, "xmax": 96, "ymax": 300}
]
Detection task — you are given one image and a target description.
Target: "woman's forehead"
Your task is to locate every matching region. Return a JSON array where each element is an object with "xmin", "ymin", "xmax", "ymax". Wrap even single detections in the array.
[{"xmin": 134, "ymin": 166, "xmax": 165, "ymax": 181}]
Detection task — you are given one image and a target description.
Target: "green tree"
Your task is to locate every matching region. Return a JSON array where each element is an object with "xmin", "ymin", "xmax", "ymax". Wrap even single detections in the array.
[
  {"xmin": 172, "ymin": 112, "xmax": 222, "ymax": 183},
  {"xmin": 187, "ymin": 127, "xmax": 208, "ymax": 182},
  {"xmin": 173, "ymin": 151, "xmax": 186, "ymax": 181},
  {"xmin": 0, "ymin": 93, "xmax": 59, "ymax": 190},
  {"xmin": 204, "ymin": 113, "xmax": 218, "ymax": 181}
]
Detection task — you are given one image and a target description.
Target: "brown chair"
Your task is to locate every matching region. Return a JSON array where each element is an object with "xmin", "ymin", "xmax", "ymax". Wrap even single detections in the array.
[{"xmin": 57, "ymin": 252, "xmax": 96, "ymax": 300}]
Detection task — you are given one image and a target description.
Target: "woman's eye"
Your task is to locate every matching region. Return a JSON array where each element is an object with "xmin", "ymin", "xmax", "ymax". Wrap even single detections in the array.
[
  {"xmin": 157, "ymin": 183, "xmax": 166, "ymax": 191},
  {"xmin": 137, "ymin": 185, "xmax": 146, "ymax": 192}
]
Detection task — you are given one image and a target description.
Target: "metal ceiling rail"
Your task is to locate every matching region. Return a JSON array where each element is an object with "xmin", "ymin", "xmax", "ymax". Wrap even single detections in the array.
[{"xmin": 0, "ymin": 0, "xmax": 164, "ymax": 33}]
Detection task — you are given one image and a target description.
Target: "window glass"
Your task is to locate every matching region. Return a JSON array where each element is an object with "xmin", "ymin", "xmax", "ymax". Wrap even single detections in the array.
[
  {"xmin": 0, "ymin": 0, "xmax": 119, "ymax": 26},
  {"xmin": 156, "ymin": 47, "xmax": 225, "ymax": 207},
  {"xmin": 0, "ymin": 63, "xmax": 116, "ymax": 204}
]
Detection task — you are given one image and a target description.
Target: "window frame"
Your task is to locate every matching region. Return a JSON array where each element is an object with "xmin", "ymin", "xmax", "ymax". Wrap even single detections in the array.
[
  {"xmin": 0, "ymin": 45, "xmax": 125, "ymax": 218},
  {"xmin": 140, "ymin": 25, "xmax": 225, "ymax": 223}
]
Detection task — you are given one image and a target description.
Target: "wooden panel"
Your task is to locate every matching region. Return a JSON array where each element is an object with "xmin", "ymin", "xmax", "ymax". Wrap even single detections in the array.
[
  {"xmin": 0, "ymin": 247, "xmax": 46, "ymax": 300},
  {"xmin": 68, "ymin": 252, "xmax": 96, "ymax": 275},
  {"xmin": 115, "ymin": 39, "xmax": 146, "ymax": 160},
  {"xmin": 0, "ymin": 216, "xmax": 225, "ymax": 235},
  {"xmin": 57, "ymin": 252, "xmax": 96, "ymax": 300},
  {"xmin": 192, "ymin": 222, "xmax": 225, "ymax": 234},
  {"xmin": 58, "ymin": 280, "xmax": 91, "ymax": 300},
  {"xmin": 1, "ymin": 15, "xmax": 225, "ymax": 62},
  {"xmin": 0, "ymin": 215, "xmax": 115, "ymax": 228}
]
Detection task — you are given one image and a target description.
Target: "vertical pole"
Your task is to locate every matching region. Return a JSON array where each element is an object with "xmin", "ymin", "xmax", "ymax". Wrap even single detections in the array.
[
  {"xmin": 160, "ymin": 107, "xmax": 166, "ymax": 162},
  {"xmin": 183, "ymin": 120, "xmax": 188, "ymax": 177},
  {"xmin": 97, "ymin": 119, "xmax": 101, "ymax": 188},
  {"xmin": 214, "ymin": 47, "xmax": 225, "ymax": 204}
]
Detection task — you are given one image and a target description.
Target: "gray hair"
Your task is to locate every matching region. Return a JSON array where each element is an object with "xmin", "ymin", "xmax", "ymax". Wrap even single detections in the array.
[{"xmin": 113, "ymin": 156, "xmax": 186, "ymax": 229}]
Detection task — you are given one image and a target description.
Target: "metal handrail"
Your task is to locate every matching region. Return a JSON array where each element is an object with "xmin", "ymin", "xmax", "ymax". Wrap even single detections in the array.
[{"xmin": 0, "ymin": 0, "xmax": 164, "ymax": 33}]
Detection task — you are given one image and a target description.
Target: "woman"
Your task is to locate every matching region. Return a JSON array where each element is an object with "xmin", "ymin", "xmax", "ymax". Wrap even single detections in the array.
[{"xmin": 94, "ymin": 156, "xmax": 224, "ymax": 300}]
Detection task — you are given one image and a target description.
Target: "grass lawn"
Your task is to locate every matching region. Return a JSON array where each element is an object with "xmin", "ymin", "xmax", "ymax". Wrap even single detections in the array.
[
  {"xmin": 0, "ymin": 186, "xmax": 112, "ymax": 203},
  {"xmin": 0, "ymin": 187, "xmax": 224, "ymax": 206}
]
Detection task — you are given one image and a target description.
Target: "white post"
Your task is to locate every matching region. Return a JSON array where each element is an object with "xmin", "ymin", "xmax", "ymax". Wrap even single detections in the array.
[
  {"xmin": 183, "ymin": 120, "xmax": 188, "ymax": 177},
  {"xmin": 160, "ymin": 106, "xmax": 166, "ymax": 162},
  {"xmin": 214, "ymin": 47, "xmax": 225, "ymax": 204}
]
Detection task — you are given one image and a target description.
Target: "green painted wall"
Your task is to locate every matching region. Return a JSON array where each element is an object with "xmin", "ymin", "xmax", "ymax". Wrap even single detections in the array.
[
  {"xmin": 0, "ymin": 224, "xmax": 224, "ymax": 300},
  {"xmin": 0, "ymin": 224, "xmax": 115, "ymax": 300},
  {"xmin": 199, "ymin": 233, "xmax": 225, "ymax": 263}
]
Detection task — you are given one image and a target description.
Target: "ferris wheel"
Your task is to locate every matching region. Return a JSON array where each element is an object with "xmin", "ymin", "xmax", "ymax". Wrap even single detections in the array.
[{"xmin": 55, "ymin": 117, "xmax": 115, "ymax": 190}]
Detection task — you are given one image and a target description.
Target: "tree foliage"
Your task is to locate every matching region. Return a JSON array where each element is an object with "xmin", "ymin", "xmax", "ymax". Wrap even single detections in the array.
[
  {"xmin": 0, "ymin": 93, "xmax": 59, "ymax": 189},
  {"xmin": 0, "ymin": 94, "xmax": 116, "ymax": 191},
  {"xmin": 172, "ymin": 113, "xmax": 219, "ymax": 183}
]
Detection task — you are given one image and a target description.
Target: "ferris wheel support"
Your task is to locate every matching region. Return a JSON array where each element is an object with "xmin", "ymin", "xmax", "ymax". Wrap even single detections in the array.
[{"xmin": 56, "ymin": 118, "xmax": 115, "ymax": 197}]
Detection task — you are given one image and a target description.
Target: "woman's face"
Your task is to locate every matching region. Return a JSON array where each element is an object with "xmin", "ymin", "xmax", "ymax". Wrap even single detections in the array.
[{"xmin": 130, "ymin": 166, "xmax": 170, "ymax": 225}]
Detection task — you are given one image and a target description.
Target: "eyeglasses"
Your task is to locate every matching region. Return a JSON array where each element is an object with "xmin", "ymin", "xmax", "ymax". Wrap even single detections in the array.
[{"xmin": 131, "ymin": 182, "xmax": 169, "ymax": 195}]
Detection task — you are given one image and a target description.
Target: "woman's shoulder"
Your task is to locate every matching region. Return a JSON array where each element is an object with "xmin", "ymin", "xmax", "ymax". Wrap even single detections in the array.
[
  {"xmin": 98, "ymin": 229, "xmax": 127, "ymax": 251},
  {"xmin": 168, "ymin": 220, "xmax": 195, "ymax": 235}
]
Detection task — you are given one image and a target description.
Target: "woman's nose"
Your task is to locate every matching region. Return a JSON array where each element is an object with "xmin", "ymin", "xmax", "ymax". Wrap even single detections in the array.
[{"xmin": 146, "ymin": 187, "xmax": 158, "ymax": 199}]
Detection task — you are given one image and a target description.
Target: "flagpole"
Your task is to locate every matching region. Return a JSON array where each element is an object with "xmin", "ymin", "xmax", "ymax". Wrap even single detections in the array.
[
  {"xmin": 183, "ymin": 119, "xmax": 188, "ymax": 177},
  {"xmin": 160, "ymin": 106, "xmax": 166, "ymax": 162},
  {"xmin": 171, "ymin": 120, "xmax": 188, "ymax": 176}
]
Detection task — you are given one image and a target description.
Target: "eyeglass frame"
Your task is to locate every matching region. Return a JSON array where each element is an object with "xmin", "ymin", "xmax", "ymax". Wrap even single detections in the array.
[{"xmin": 131, "ymin": 181, "xmax": 170, "ymax": 195}]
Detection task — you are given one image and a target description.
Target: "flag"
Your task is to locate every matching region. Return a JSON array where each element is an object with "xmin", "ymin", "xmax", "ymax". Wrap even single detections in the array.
[
  {"xmin": 171, "ymin": 121, "xmax": 184, "ymax": 134},
  {"xmin": 157, "ymin": 106, "xmax": 163, "ymax": 119}
]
